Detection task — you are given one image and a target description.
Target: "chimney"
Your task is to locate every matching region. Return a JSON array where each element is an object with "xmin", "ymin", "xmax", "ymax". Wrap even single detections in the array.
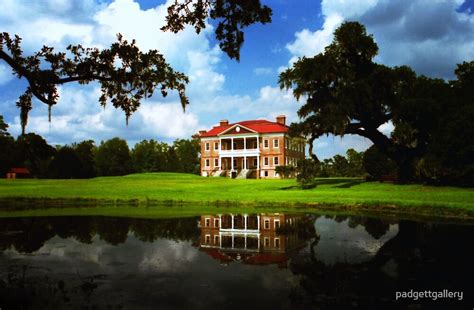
[
  {"xmin": 276, "ymin": 115, "xmax": 286, "ymax": 125},
  {"xmin": 220, "ymin": 119, "xmax": 229, "ymax": 126},
  {"xmin": 198, "ymin": 130, "xmax": 207, "ymax": 135}
]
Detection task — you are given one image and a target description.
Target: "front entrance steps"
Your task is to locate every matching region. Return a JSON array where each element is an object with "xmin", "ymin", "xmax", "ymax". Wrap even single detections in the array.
[{"xmin": 236, "ymin": 169, "xmax": 253, "ymax": 179}]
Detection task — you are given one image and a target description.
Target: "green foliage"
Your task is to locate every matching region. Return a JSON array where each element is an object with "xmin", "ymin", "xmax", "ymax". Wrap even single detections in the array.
[
  {"xmin": 162, "ymin": 0, "xmax": 272, "ymax": 61},
  {"xmin": 363, "ymin": 145, "xmax": 397, "ymax": 181},
  {"xmin": 74, "ymin": 140, "xmax": 97, "ymax": 178},
  {"xmin": 0, "ymin": 115, "xmax": 14, "ymax": 176},
  {"xmin": 48, "ymin": 146, "xmax": 83, "ymax": 179},
  {"xmin": 296, "ymin": 159, "xmax": 320, "ymax": 188},
  {"xmin": 316, "ymin": 149, "xmax": 366, "ymax": 178},
  {"xmin": 173, "ymin": 138, "xmax": 200, "ymax": 174},
  {"xmin": 131, "ymin": 139, "xmax": 167, "ymax": 172},
  {"xmin": 14, "ymin": 133, "xmax": 56, "ymax": 177},
  {"xmin": 0, "ymin": 33, "xmax": 189, "ymax": 134},
  {"xmin": 0, "ymin": 115, "xmax": 9, "ymax": 137},
  {"xmin": 275, "ymin": 165, "xmax": 296, "ymax": 179},
  {"xmin": 280, "ymin": 21, "xmax": 474, "ymax": 185},
  {"xmin": 95, "ymin": 137, "xmax": 132, "ymax": 176}
]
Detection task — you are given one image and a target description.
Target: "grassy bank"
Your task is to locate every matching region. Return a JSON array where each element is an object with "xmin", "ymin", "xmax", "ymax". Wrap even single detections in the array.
[{"xmin": 1, "ymin": 173, "xmax": 474, "ymax": 218}]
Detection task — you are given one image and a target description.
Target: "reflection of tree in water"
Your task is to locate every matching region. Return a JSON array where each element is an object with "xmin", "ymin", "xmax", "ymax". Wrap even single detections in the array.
[
  {"xmin": 0, "ymin": 216, "xmax": 200, "ymax": 253},
  {"xmin": 289, "ymin": 220, "xmax": 474, "ymax": 309},
  {"xmin": 0, "ymin": 264, "xmax": 123, "ymax": 310},
  {"xmin": 131, "ymin": 217, "xmax": 199, "ymax": 243}
]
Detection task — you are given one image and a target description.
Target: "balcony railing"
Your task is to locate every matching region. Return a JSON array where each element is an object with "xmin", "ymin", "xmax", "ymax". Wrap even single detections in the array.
[{"xmin": 219, "ymin": 148, "xmax": 260, "ymax": 156}]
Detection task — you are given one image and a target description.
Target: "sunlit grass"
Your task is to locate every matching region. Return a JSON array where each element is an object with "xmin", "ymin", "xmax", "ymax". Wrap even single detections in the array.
[{"xmin": 1, "ymin": 173, "xmax": 473, "ymax": 214}]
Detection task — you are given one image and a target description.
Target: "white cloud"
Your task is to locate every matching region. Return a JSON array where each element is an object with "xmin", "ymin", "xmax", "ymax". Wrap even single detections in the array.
[
  {"xmin": 1, "ymin": 0, "xmax": 227, "ymax": 144},
  {"xmin": 378, "ymin": 121, "xmax": 394, "ymax": 136},
  {"xmin": 0, "ymin": 63, "xmax": 13, "ymax": 85},
  {"xmin": 253, "ymin": 67, "xmax": 273, "ymax": 75},
  {"xmin": 285, "ymin": 0, "xmax": 474, "ymax": 79},
  {"xmin": 286, "ymin": 14, "xmax": 343, "ymax": 65}
]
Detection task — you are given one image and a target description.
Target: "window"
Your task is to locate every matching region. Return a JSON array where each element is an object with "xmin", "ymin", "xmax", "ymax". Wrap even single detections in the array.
[
  {"xmin": 205, "ymin": 159, "xmax": 210, "ymax": 167},
  {"xmin": 264, "ymin": 237, "xmax": 270, "ymax": 247},
  {"xmin": 264, "ymin": 219, "xmax": 270, "ymax": 229},
  {"xmin": 205, "ymin": 142, "xmax": 210, "ymax": 151},
  {"xmin": 274, "ymin": 156, "xmax": 279, "ymax": 166},
  {"xmin": 274, "ymin": 238, "xmax": 280, "ymax": 248},
  {"xmin": 274, "ymin": 220, "xmax": 280, "ymax": 229},
  {"xmin": 264, "ymin": 157, "xmax": 269, "ymax": 166},
  {"xmin": 214, "ymin": 142, "xmax": 219, "ymax": 150},
  {"xmin": 214, "ymin": 218, "xmax": 220, "ymax": 227},
  {"xmin": 205, "ymin": 234, "xmax": 211, "ymax": 244},
  {"xmin": 205, "ymin": 218, "xmax": 210, "ymax": 227},
  {"xmin": 214, "ymin": 235, "xmax": 219, "ymax": 244},
  {"xmin": 264, "ymin": 171, "xmax": 268, "ymax": 177},
  {"xmin": 214, "ymin": 158, "xmax": 219, "ymax": 167},
  {"xmin": 264, "ymin": 139, "xmax": 269, "ymax": 148},
  {"xmin": 273, "ymin": 139, "xmax": 279, "ymax": 148},
  {"xmin": 285, "ymin": 138, "xmax": 289, "ymax": 148}
]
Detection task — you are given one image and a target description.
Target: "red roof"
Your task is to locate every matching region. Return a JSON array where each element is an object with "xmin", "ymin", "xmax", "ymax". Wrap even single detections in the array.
[
  {"xmin": 8, "ymin": 167, "xmax": 30, "ymax": 174},
  {"xmin": 200, "ymin": 119, "xmax": 288, "ymax": 137}
]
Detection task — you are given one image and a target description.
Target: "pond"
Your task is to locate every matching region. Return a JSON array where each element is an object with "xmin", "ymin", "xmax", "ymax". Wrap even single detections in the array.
[{"xmin": 0, "ymin": 212, "xmax": 473, "ymax": 309}]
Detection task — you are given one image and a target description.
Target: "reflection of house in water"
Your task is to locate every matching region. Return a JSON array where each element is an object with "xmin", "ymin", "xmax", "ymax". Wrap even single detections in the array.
[{"xmin": 198, "ymin": 214, "xmax": 308, "ymax": 267}]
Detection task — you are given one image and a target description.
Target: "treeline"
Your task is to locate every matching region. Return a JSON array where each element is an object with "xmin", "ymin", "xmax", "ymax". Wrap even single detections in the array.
[
  {"xmin": 280, "ymin": 147, "xmax": 399, "ymax": 186},
  {"xmin": 0, "ymin": 116, "xmax": 199, "ymax": 178}
]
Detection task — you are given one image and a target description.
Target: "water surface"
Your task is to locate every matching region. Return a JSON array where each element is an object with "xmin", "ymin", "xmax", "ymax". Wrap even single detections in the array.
[{"xmin": 0, "ymin": 213, "xmax": 472, "ymax": 309}]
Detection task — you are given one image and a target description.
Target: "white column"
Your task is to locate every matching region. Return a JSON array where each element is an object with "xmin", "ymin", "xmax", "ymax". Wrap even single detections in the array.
[
  {"xmin": 245, "ymin": 235, "xmax": 247, "ymax": 249},
  {"xmin": 231, "ymin": 156, "xmax": 234, "ymax": 171},
  {"xmin": 244, "ymin": 214, "xmax": 248, "ymax": 230},
  {"xmin": 219, "ymin": 215, "xmax": 222, "ymax": 228},
  {"xmin": 257, "ymin": 234, "xmax": 260, "ymax": 249},
  {"xmin": 219, "ymin": 156, "xmax": 221, "ymax": 169},
  {"xmin": 232, "ymin": 234, "xmax": 234, "ymax": 248},
  {"xmin": 257, "ymin": 215, "xmax": 260, "ymax": 230},
  {"xmin": 231, "ymin": 137, "xmax": 234, "ymax": 150},
  {"xmin": 244, "ymin": 156, "xmax": 247, "ymax": 169},
  {"xmin": 219, "ymin": 232, "xmax": 222, "ymax": 248},
  {"xmin": 231, "ymin": 214, "xmax": 234, "ymax": 229},
  {"xmin": 257, "ymin": 156, "xmax": 260, "ymax": 169},
  {"xmin": 244, "ymin": 137, "xmax": 247, "ymax": 150}
]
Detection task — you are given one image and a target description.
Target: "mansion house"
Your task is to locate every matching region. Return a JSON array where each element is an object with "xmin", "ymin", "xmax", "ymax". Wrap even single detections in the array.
[{"xmin": 198, "ymin": 115, "xmax": 305, "ymax": 179}]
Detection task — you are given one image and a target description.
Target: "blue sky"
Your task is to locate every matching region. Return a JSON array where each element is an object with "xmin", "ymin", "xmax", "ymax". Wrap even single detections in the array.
[{"xmin": 0, "ymin": 0, "xmax": 473, "ymax": 159}]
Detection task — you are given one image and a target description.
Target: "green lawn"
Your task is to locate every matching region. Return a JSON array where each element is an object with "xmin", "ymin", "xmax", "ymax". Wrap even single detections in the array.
[{"xmin": 1, "ymin": 173, "xmax": 474, "ymax": 218}]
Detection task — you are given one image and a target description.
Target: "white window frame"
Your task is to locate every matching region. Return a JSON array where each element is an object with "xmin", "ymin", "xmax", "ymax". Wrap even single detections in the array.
[
  {"xmin": 263, "ymin": 139, "xmax": 269, "ymax": 148},
  {"xmin": 205, "ymin": 218, "xmax": 210, "ymax": 227},
  {"xmin": 274, "ymin": 219, "xmax": 280, "ymax": 229},
  {"xmin": 205, "ymin": 234, "xmax": 211, "ymax": 244},
  {"xmin": 205, "ymin": 142, "xmax": 210, "ymax": 151},
  {"xmin": 274, "ymin": 156, "xmax": 279, "ymax": 166},
  {"xmin": 214, "ymin": 158, "xmax": 219, "ymax": 167},
  {"xmin": 264, "ymin": 157, "xmax": 269, "ymax": 166},
  {"xmin": 273, "ymin": 139, "xmax": 279, "ymax": 148},
  {"xmin": 205, "ymin": 159, "xmax": 210, "ymax": 167},
  {"xmin": 214, "ymin": 218, "xmax": 220, "ymax": 227},
  {"xmin": 274, "ymin": 237, "xmax": 280, "ymax": 248},
  {"xmin": 214, "ymin": 235, "xmax": 219, "ymax": 244},
  {"xmin": 214, "ymin": 142, "xmax": 219, "ymax": 150},
  {"xmin": 264, "ymin": 219, "xmax": 270, "ymax": 229}
]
